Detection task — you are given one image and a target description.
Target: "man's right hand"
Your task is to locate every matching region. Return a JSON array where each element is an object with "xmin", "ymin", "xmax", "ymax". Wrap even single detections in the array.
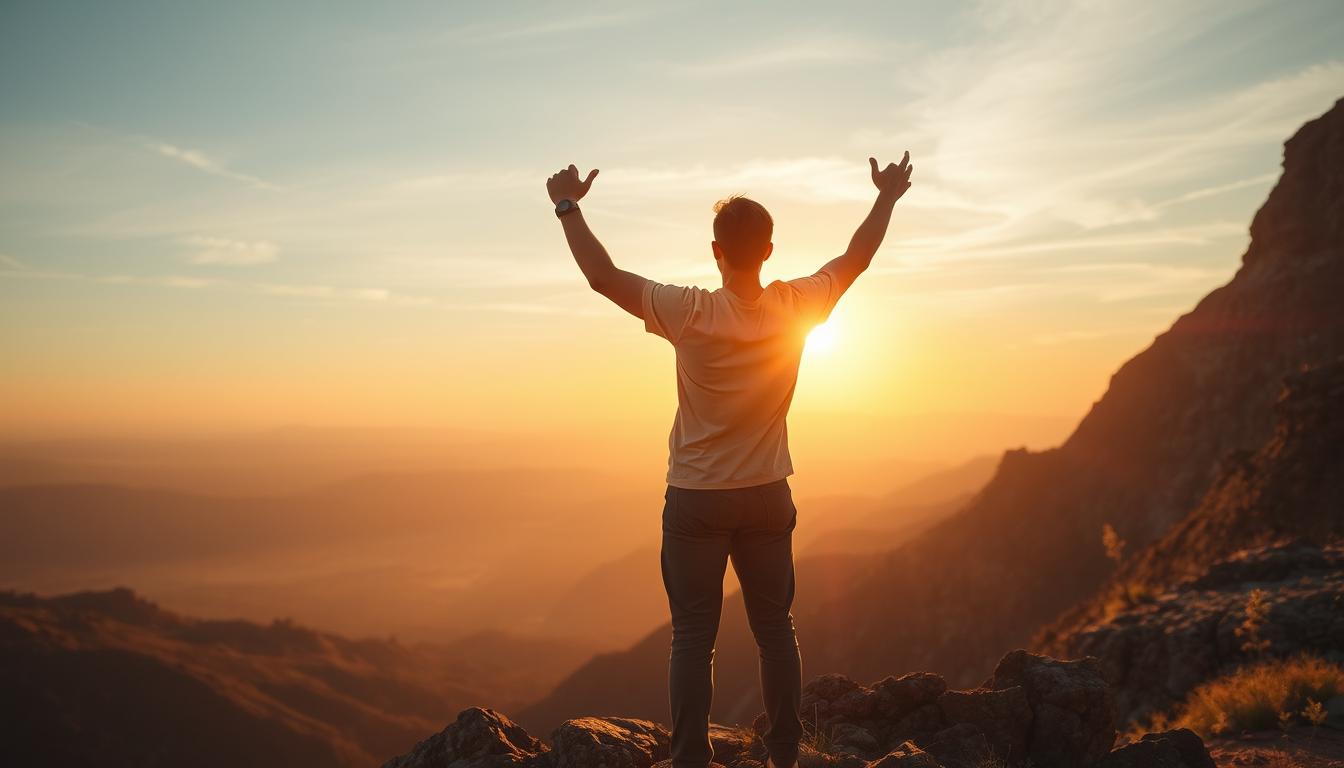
[{"xmin": 869, "ymin": 152, "xmax": 914, "ymax": 200}]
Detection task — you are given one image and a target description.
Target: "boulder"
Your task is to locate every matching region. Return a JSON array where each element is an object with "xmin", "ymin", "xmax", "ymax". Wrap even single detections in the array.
[
  {"xmin": 707, "ymin": 724, "xmax": 757, "ymax": 765},
  {"xmin": 802, "ymin": 673, "xmax": 876, "ymax": 727},
  {"xmin": 920, "ymin": 723, "xmax": 991, "ymax": 768},
  {"xmin": 868, "ymin": 741, "xmax": 942, "ymax": 768},
  {"xmin": 990, "ymin": 650, "xmax": 1115, "ymax": 767},
  {"xmin": 872, "ymin": 673, "xmax": 947, "ymax": 721},
  {"xmin": 936, "ymin": 685, "xmax": 1031, "ymax": 760},
  {"xmin": 551, "ymin": 716, "xmax": 668, "ymax": 768},
  {"xmin": 888, "ymin": 703, "xmax": 948, "ymax": 745},
  {"xmin": 1097, "ymin": 729, "xmax": 1216, "ymax": 768},
  {"xmin": 381, "ymin": 707, "xmax": 547, "ymax": 768},
  {"xmin": 828, "ymin": 722, "xmax": 880, "ymax": 758}
]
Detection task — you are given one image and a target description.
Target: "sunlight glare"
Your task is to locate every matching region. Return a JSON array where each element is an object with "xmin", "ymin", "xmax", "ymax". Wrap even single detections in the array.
[{"xmin": 805, "ymin": 321, "xmax": 838, "ymax": 357}]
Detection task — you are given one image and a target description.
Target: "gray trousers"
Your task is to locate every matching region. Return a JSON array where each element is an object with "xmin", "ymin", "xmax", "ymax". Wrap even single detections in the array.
[{"xmin": 660, "ymin": 478, "xmax": 803, "ymax": 768}]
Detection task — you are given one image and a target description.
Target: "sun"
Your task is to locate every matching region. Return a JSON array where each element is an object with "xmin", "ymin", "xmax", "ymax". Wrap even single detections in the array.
[{"xmin": 804, "ymin": 320, "xmax": 838, "ymax": 356}]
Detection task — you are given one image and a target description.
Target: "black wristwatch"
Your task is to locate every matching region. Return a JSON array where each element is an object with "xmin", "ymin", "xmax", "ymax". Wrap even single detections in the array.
[{"xmin": 554, "ymin": 199, "xmax": 580, "ymax": 218}]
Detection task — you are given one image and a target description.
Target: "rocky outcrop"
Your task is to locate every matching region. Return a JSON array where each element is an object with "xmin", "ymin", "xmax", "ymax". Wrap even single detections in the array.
[
  {"xmin": 382, "ymin": 651, "xmax": 1214, "ymax": 768},
  {"xmin": 382, "ymin": 708, "xmax": 549, "ymax": 768},
  {"xmin": 1042, "ymin": 543, "xmax": 1344, "ymax": 724},
  {"xmin": 1098, "ymin": 729, "xmax": 1216, "ymax": 768},
  {"xmin": 551, "ymin": 717, "xmax": 668, "ymax": 768}
]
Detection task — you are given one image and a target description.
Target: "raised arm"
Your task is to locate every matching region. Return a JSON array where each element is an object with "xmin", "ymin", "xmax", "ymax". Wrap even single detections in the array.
[
  {"xmin": 546, "ymin": 164, "xmax": 647, "ymax": 319},
  {"xmin": 820, "ymin": 152, "xmax": 914, "ymax": 294}
]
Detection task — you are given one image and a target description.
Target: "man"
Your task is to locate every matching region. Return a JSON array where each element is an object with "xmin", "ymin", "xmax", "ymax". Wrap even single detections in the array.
[{"xmin": 546, "ymin": 153, "xmax": 914, "ymax": 768}]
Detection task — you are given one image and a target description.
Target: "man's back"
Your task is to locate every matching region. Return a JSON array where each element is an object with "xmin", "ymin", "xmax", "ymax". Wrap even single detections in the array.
[
  {"xmin": 547, "ymin": 152, "xmax": 912, "ymax": 768},
  {"xmin": 642, "ymin": 267, "xmax": 844, "ymax": 490}
]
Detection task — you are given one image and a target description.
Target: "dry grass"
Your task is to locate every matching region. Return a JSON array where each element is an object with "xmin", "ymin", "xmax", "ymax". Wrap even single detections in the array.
[
  {"xmin": 1172, "ymin": 654, "xmax": 1344, "ymax": 737},
  {"xmin": 1100, "ymin": 579, "xmax": 1160, "ymax": 621},
  {"xmin": 800, "ymin": 704, "xmax": 834, "ymax": 755}
]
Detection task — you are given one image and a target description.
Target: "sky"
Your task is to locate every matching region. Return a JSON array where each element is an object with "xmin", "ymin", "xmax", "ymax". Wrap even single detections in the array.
[{"xmin": 1, "ymin": 0, "xmax": 1341, "ymax": 466}]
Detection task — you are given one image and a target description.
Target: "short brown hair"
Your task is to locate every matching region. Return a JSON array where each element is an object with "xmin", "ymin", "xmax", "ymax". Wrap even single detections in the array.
[{"xmin": 712, "ymin": 195, "xmax": 773, "ymax": 270}]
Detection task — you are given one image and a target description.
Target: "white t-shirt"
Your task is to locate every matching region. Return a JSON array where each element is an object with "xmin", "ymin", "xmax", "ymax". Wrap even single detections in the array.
[{"xmin": 641, "ymin": 266, "xmax": 846, "ymax": 489}]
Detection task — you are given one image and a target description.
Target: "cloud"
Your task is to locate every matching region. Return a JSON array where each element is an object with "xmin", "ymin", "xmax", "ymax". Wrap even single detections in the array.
[
  {"xmin": 1155, "ymin": 172, "xmax": 1279, "ymax": 207},
  {"xmin": 881, "ymin": 2, "xmax": 1344, "ymax": 238},
  {"xmin": 419, "ymin": 8, "xmax": 648, "ymax": 47},
  {"xmin": 1039, "ymin": 260, "xmax": 1232, "ymax": 302},
  {"xmin": 184, "ymin": 236, "xmax": 279, "ymax": 265},
  {"xmin": 491, "ymin": 10, "xmax": 644, "ymax": 40},
  {"xmin": 672, "ymin": 37, "xmax": 886, "ymax": 76},
  {"xmin": 0, "ymin": 265, "xmax": 431, "ymax": 307},
  {"xmin": 0, "ymin": 253, "xmax": 27, "ymax": 270},
  {"xmin": 29, "ymin": 270, "xmax": 221, "ymax": 289},
  {"xmin": 605, "ymin": 157, "xmax": 885, "ymax": 203},
  {"xmin": 154, "ymin": 143, "xmax": 276, "ymax": 190}
]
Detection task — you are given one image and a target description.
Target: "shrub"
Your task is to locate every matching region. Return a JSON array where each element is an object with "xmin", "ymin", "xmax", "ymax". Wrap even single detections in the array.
[
  {"xmin": 1172, "ymin": 654, "xmax": 1344, "ymax": 737},
  {"xmin": 1235, "ymin": 588, "xmax": 1273, "ymax": 656}
]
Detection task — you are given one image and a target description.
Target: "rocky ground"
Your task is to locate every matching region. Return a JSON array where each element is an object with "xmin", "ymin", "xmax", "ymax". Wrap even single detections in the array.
[
  {"xmin": 380, "ymin": 650, "xmax": 1220, "ymax": 768},
  {"xmin": 1209, "ymin": 729, "xmax": 1344, "ymax": 767}
]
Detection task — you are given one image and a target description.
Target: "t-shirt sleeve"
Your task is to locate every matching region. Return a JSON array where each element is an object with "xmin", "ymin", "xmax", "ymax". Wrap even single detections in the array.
[
  {"xmin": 784, "ymin": 265, "xmax": 844, "ymax": 326},
  {"xmin": 642, "ymin": 279, "xmax": 698, "ymax": 344}
]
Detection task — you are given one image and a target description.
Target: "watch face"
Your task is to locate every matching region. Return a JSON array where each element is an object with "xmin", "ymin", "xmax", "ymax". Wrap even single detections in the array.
[{"xmin": 557, "ymin": 199, "xmax": 573, "ymax": 212}]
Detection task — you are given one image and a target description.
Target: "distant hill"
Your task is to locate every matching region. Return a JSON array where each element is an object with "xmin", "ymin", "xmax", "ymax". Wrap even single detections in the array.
[
  {"xmin": 0, "ymin": 587, "xmax": 589, "ymax": 768},
  {"xmin": 514, "ymin": 96, "xmax": 1344, "ymax": 731},
  {"xmin": 0, "ymin": 467, "xmax": 655, "ymax": 645}
]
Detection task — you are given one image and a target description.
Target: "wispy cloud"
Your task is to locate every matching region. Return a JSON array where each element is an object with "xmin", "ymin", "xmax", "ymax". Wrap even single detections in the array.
[
  {"xmin": 492, "ymin": 10, "xmax": 643, "ymax": 41},
  {"xmin": 672, "ymin": 37, "xmax": 886, "ymax": 76},
  {"xmin": 416, "ymin": 7, "xmax": 649, "ymax": 48},
  {"xmin": 1155, "ymin": 172, "xmax": 1279, "ymax": 207},
  {"xmin": 184, "ymin": 236, "xmax": 279, "ymax": 265},
  {"xmin": 0, "ymin": 253, "xmax": 27, "ymax": 270},
  {"xmin": 153, "ymin": 143, "xmax": 276, "ymax": 190},
  {"xmin": 0, "ymin": 266, "xmax": 431, "ymax": 307},
  {"xmin": 880, "ymin": 2, "xmax": 1343, "ymax": 240},
  {"xmin": 1038, "ymin": 261, "xmax": 1231, "ymax": 302}
]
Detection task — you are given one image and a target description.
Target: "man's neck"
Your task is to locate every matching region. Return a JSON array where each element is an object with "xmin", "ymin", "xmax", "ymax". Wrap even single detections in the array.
[{"xmin": 721, "ymin": 270, "xmax": 764, "ymax": 301}]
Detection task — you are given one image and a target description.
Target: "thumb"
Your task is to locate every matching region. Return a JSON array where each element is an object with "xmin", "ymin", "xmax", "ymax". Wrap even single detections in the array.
[
  {"xmin": 581, "ymin": 168, "xmax": 599, "ymax": 194},
  {"xmin": 869, "ymin": 157, "xmax": 879, "ymax": 174}
]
